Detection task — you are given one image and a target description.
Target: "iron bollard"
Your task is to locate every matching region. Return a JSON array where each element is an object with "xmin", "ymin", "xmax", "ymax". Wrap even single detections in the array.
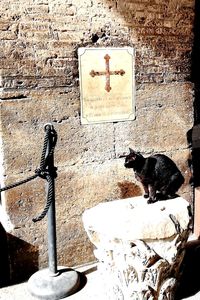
[{"xmin": 28, "ymin": 124, "xmax": 80, "ymax": 299}]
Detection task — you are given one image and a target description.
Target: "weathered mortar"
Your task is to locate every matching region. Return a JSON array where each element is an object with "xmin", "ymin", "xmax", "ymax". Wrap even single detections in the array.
[{"xmin": 0, "ymin": 0, "xmax": 195, "ymax": 283}]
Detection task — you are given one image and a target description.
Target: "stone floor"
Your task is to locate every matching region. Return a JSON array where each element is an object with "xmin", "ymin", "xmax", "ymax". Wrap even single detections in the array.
[
  {"xmin": 0, "ymin": 263, "xmax": 106, "ymax": 300},
  {"xmin": 1, "ymin": 239, "xmax": 200, "ymax": 300},
  {"xmin": 0, "ymin": 264, "xmax": 199, "ymax": 300}
]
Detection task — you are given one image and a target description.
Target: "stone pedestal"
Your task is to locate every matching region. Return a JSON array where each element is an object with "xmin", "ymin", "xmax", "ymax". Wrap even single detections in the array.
[{"xmin": 82, "ymin": 197, "xmax": 192, "ymax": 300}]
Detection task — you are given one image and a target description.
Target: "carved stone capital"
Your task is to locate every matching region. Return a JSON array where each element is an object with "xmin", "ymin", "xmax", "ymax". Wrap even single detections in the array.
[{"xmin": 83, "ymin": 197, "xmax": 191, "ymax": 299}]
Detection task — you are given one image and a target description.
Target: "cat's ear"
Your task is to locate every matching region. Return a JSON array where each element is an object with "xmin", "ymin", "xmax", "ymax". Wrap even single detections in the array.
[{"xmin": 129, "ymin": 148, "xmax": 135, "ymax": 154}]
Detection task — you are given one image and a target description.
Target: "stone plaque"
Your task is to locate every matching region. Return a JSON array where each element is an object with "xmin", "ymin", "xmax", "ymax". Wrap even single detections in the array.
[{"xmin": 78, "ymin": 47, "xmax": 135, "ymax": 124}]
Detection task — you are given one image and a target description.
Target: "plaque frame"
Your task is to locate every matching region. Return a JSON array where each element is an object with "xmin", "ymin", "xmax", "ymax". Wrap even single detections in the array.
[{"xmin": 78, "ymin": 47, "xmax": 135, "ymax": 125}]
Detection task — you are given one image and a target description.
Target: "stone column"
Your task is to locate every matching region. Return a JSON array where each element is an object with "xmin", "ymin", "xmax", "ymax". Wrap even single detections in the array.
[{"xmin": 82, "ymin": 196, "xmax": 192, "ymax": 300}]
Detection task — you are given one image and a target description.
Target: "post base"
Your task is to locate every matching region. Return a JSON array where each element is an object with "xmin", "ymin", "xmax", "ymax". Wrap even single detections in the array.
[{"xmin": 27, "ymin": 266, "xmax": 80, "ymax": 300}]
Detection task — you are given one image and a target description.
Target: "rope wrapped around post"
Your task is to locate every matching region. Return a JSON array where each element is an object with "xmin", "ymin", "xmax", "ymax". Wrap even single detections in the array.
[
  {"xmin": 1, "ymin": 123, "xmax": 80, "ymax": 298},
  {"xmin": 0, "ymin": 123, "xmax": 57, "ymax": 223},
  {"xmin": 32, "ymin": 124, "xmax": 57, "ymax": 222}
]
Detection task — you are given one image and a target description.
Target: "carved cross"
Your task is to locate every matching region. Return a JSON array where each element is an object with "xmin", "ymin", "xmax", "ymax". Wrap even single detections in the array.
[{"xmin": 90, "ymin": 54, "xmax": 125, "ymax": 92}]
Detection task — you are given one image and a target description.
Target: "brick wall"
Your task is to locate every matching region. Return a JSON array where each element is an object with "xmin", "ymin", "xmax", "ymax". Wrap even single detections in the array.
[{"xmin": 0, "ymin": 0, "xmax": 195, "ymax": 282}]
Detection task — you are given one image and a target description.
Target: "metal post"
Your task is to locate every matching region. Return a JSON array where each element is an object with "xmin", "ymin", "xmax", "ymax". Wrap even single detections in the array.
[
  {"xmin": 28, "ymin": 124, "xmax": 80, "ymax": 299},
  {"xmin": 47, "ymin": 186, "xmax": 58, "ymax": 275},
  {"xmin": 46, "ymin": 125, "xmax": 57, "ymax": 275}
]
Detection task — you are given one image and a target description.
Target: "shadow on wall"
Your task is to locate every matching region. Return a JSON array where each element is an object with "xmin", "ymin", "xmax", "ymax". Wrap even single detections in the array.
[
  {"xmin": 192, "ymin": 0, "xmax": 200, "ymax": 126},
  {"xmin": 0, "ymin": 223, "xmax": 39, "ymax": 287},
  {"xmin": 7, "ymin": 234, "xmax": 39, "ymax": 285},
  {"xmin": 189, "ymin": 0, "xmax": 200, "ymax": 190},
  {"xmin": 80, "ymin": 0, "xmax": 194, "ymax": 84},
  {"xmin": 0, "ymin": 223, "xmax": 10, "ymax": 287}
]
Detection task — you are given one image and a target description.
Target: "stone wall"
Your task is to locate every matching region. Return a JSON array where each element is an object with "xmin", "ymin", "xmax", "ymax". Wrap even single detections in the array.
[{"xmin": 0, "ymin": 0, "xmax": 195, "ymax": 282}]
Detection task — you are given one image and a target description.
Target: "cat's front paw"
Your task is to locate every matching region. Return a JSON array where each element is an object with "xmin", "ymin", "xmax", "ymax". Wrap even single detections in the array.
[
  {"xmin": 147, "ymin": 198, "xmax": 157, "ymax": 204},
  {"xmin": 144, "ymin": 193, "xmax": 149, "ymax": 199}
]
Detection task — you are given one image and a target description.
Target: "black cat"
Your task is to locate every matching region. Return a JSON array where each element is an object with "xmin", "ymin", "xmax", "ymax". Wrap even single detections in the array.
[{"xmin": 123, "ymin": 148, "xmax": 185, "ymax": 203}]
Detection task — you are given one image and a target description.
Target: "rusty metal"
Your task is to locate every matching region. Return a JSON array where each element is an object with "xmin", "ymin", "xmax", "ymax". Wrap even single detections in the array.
[{"xmin": 89, "ymin": 53, "xmax": 125, "ymax": 92}]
